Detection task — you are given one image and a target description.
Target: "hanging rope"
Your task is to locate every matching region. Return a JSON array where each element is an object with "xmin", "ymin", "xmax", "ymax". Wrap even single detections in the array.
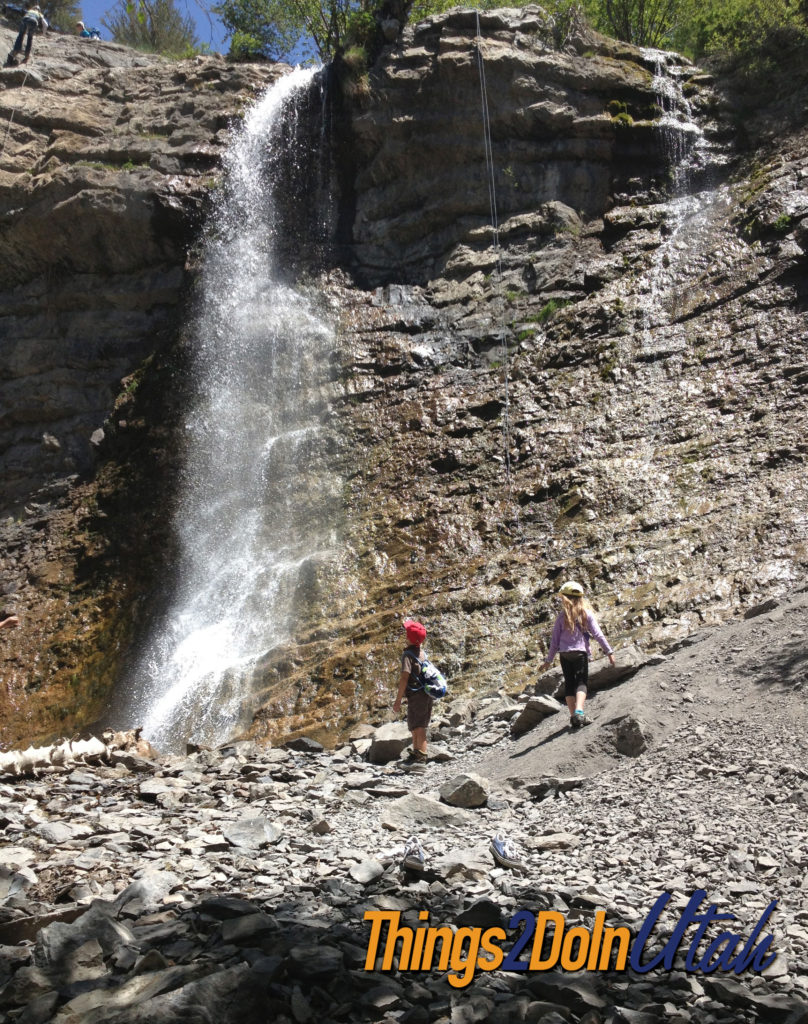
[
  {"xmin": 475, "ymin": 12, "xmax": 516, "ymax": 513},
  {"xmin": 0, "ymin": 68, "xmax": 30, "ymax": 160}
]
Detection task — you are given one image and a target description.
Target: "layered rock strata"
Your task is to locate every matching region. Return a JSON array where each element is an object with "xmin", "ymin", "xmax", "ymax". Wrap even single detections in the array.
[{"xmin": 1, "ymin": 9, "xmax": 807, "ymax": 750}]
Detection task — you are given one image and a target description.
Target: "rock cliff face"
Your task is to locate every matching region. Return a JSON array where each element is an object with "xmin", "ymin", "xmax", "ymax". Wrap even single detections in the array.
[
  {"xmin": 1, "ymin": 9, "xmax": 807, "ymax": 749},
  {"xmin": 0, "ymin": 28, "xmax": 281, "ymax": 508},
  {"xmin": 245, "ymin": 9, "xmax": 808, "ymax": 743},
  {"xmin": 350, "ymin": 6, "xmax": 696, "ymax": 283}
]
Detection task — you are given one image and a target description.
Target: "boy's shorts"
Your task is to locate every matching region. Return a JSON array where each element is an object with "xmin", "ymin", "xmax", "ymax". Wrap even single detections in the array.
[{"xmin": 406, "ymin": 687, "xmax": 434, "ymax": 730}]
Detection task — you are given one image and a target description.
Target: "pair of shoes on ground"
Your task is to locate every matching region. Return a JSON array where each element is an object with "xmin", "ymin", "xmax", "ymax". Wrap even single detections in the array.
[
  {"xmin": 401, "ymin": 833, "xmax": 527, "ymax": 872},
  {"xmin": 569, "ymin": 709, "xmax": 587, "ymax": 729}
]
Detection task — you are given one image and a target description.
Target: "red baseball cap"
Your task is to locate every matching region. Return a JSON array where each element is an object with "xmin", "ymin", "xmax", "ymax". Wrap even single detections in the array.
[{"xmin": 404, "ymin": 619, "xmax": 426, "ymax": 644}]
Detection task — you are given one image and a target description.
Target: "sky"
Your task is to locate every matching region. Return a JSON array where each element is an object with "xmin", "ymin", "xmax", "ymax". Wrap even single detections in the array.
[{"xmin": 77, "ymin": 0, "xmax": 231, "ymax": 53}]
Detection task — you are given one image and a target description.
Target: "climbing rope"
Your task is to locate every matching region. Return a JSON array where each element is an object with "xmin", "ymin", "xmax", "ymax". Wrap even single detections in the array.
[
  {"xmin": 0, "ymin": 67, "xmax": 30, "ymax": 160},
  {"xmin": 475, "ymin": 12, "xmax": 516, "ymax": 512}
]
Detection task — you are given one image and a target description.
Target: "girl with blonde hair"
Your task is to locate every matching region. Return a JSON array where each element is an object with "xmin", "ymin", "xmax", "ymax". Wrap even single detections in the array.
[{"xmin": 539, "ymin": 580, "xmax": 615, "ymax": 728}]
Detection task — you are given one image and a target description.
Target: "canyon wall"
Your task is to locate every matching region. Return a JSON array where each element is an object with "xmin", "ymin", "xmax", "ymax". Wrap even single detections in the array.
[{"xmin": 0, "ymin": 8, "xmax": 806, "ymax": 748}]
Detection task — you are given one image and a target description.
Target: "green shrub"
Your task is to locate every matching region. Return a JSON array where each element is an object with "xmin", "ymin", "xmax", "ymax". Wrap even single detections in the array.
[
  {"xmin": 606, "ymin": 99, "xmax": 627, "ymax": 116},
  {"xmin": 537, "ymin": 298, "xmax": 570, "ymax": 323}
]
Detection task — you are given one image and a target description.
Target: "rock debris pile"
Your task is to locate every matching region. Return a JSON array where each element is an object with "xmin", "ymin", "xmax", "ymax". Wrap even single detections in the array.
[{"xmin": 2, "ymin": 593, "xmax": 808, "ymax": 1023}]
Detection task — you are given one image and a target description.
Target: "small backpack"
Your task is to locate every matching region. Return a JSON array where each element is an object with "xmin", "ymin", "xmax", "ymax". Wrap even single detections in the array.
[{"xmin": 413, "ymin": 655, "xmax": 448, "ymax": 699}]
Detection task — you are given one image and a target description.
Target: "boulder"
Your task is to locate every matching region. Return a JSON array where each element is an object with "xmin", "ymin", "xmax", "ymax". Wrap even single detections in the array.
[
  {"xmin": 367, "ymin": 723, "xmax": 411, "ymax": 764},
  {"xmin": 608, "ymin": 715, "xmax": 653, "ymax": 757},
  {"xmin": 380, "ymin": 793, "xmax": 475, "ymax": 831},
  {"xmin": 439, "ymin": 772, "xmax": 490, "ymax": 808},
  {"xmin": 511, "ymin": 695, "xmax": 565, "ymax": 737}
]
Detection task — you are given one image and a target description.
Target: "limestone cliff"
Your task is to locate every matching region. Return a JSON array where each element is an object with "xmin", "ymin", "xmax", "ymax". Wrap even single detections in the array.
[
  {"xmin": 0, "ymin": 8, "xmax": 806, "ymax": 749},
  {"xmin": 246, "ymin": 8, "xmax": 808, "ymax": 743}
]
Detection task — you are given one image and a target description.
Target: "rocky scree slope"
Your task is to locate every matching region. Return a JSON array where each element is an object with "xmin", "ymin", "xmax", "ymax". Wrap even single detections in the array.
[{"xmin": 1, "ymin": 591, "xmax": 807, "ymax": 1023}]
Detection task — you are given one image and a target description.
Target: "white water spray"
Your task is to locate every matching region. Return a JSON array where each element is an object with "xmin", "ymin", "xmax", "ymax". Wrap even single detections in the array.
[{"xmin": 127, "ymin": 68, "xmax": 339, "ymax": 751}]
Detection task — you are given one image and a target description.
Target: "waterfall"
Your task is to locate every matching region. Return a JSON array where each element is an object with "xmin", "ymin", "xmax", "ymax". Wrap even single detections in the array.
[{"xmin": 126, "ymin": 68, "xmax": 339, "ymax": 752}]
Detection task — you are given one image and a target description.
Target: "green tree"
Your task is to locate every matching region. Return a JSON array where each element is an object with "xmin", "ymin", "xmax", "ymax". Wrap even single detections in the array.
[
  {"xmin": 214, "ymin": 0, "xmax": 398, "ymax": 61},
  {"xmin": 214, "ymin": 0, "xmax": 301, "ymax": 59},
  {"xmin": 41, "ymin": 0, "xmax": 82, "ymax": 33},
  {"xmin": 670, "ymin": 0, "xmax": 803, "ymax": 58},
  {"xmin": 585, "ymin": 0, "xmax": 678, "ymax": 47},
  {"xmin": 102, "ymin": 0, "xmax": 201, "ymax": 55}
]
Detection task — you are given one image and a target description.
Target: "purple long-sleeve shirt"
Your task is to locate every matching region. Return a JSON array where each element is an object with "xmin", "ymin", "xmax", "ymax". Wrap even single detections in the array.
[{"xmin": 546, "ymin": 610, "xmax": 613, "ymax": 662}]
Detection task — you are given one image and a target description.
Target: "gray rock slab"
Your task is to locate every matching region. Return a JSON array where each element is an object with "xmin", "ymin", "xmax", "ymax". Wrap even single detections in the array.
[
  {"xmin": 439, "ymin": 772, "xmax": 490, "ymax": 808},
  {"xmin": 349, "ymin": 859, "xmax": 386, "ymax": 885},
  {"xmin": 113, "ymin": 869, "xmax": 181, "ymax": 917},
  {"xmin": 221, "ymin": 819, "xmax": 281, "ymax": 850},
  {"xmin": 35, "ymin": 903, "xmax": 136, "ymax": 975},
  {"xmin": 220, "ymin": 912, "xmax": 278, "ymax": 944},
  {"xmin": 511, "ymin": 695, "xmax": 565, "ymax": 737},
  {"xmin": 380, "ymin": 794, "xmax": 476, "ymax": 831},
  {"xmin": 528, "ymin": 832, "xmax": 581, "ymax": 851}
]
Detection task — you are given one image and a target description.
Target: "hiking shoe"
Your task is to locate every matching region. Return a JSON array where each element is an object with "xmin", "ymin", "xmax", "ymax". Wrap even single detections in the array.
[
  {"xmin": 403, "ymin": 749, "xmax": 428, "ymax": 771},
  {"xmin": 402, "ymin": 836, "xmax": 425, "ymax": 871},
  {"xmin": 570, "ymin": 714, "xmax": 579, "ymax": 729},
  {"xmin": 490, "ymin": 832, "xmax": 527, "ymax": 871},
  {"xmin": 574, "ymin": 710, "xmax": 587, "ymax": 727}
]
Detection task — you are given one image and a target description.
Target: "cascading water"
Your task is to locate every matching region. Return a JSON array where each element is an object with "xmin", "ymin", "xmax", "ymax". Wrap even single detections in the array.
[
  {"xmin": 614, "ymin": 53, "xmax": 731, "ymax": 591},
  {"xmin": 125, "ymin": 68, "xmax": 340, "ymax": 752},
  {"xmin": 552, "ymin": 54, "xmax": 726, "ymax": 573}
]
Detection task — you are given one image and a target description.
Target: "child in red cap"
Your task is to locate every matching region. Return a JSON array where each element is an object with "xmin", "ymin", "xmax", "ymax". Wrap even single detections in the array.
[{"xmin": 393, "ymin": 619, "xmax": 432, "ymax": 768}]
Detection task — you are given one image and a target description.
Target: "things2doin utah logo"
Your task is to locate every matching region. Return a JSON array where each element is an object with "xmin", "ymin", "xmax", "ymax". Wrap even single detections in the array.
[{"xmin": 364, "ymin": 890, "xmax": 777, "ymax": 988}]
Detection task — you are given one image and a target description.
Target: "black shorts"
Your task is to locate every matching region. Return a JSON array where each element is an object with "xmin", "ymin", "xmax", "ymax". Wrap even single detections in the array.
[{"xmin": 560, "ymin": 651, "xmax": 588, "ymax": 698}]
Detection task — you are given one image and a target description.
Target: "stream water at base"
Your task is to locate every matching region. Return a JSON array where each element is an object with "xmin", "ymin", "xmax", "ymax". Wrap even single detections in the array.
[{"xmin": 124, "ymin": 68, "xmax": 339, "ymax": 752}]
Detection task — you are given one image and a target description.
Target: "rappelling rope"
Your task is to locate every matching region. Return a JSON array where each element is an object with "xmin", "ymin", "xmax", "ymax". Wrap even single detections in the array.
[
  {"xmin": 0, "ymin": 67, "xmax": 30, "ymax": 159},
  {"xmin": 474, "ymin": 12, "xmax": 516, "ymax": 514}
]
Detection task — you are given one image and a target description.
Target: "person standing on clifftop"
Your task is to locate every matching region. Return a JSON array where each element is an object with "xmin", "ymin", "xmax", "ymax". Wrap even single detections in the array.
[
  {"xmin": 6, "ymin": 5, "xmax": 48, "ymax": 66},
  {"xmin": 76, "ymin": 21, "xmax": 101, "ymax": 39},
  {"xmin": 539, "ymin": 580, "xmax": 615, "ymax": 728},
  {"xmin": 393, "ymin": 619, "xmax": 433, "ymax": 771}
]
